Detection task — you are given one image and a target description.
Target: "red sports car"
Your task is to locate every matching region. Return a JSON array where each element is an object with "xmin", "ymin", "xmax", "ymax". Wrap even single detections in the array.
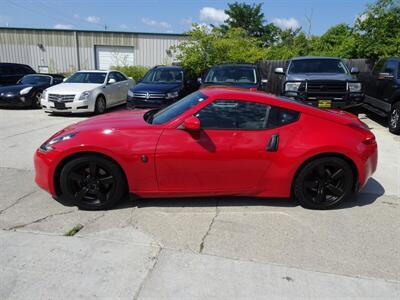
[{"xmin": 34, "ymin": 88, "xmax": 377, "ymax": 210}]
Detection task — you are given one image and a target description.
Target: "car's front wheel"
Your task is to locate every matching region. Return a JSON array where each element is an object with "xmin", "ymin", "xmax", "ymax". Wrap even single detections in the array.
[
  {"xmin": 94, "ymin": 95, "xmax": 106, "ymax": 114},
  {"xmin": 60, "ymin": 154, "xmax": 126, "ymax": 210},
  {"xmin": 389, "ymin": 102, "xmax": 400, "ymax": 134},
  {"xmin": 293, "ymin": 157, "xmax": 353, "ymax": 209}
]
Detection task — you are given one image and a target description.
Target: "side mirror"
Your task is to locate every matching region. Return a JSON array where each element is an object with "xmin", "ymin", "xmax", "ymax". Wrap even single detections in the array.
[
  {"xmin": 261, "ymin": 79, "xmax": 268, "ymax": 85},
  {"xmin": 197, "ymin": 77, "xmax": 202, "ymax": 84},
  {"xmin": 108, "ymin": 78, "xmax": 116, "ymax": 84},
  {"xmin": 183, "ymin": 115, "xmax": 201, "ymax": 130},
  {"xmin": 274, "ymin": 67, "xmax": 285, "ymax": 75},
  {"xmin": 350, "ymin": 67, "xmax": 360, "ymax": 75},
  {"xmin": 378, "ymin": 72, "xmax": 394, "ymax": 80},
  {"xmin": 137, "ymin": 78, "xmax": 143, "ymax": 83}
]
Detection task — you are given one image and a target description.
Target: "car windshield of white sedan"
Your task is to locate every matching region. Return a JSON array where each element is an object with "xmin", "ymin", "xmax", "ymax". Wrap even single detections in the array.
[
  {"xmin": 142, "ymin": 69, "xmax": 183, "ymax": 83},
  {"xmin": 149, "ymin": 91, "xmax": 207, "ymax": 124},
  {"xmin": 204, "ymin": 66, "xmax": 257, "ymax": 84},
  {"xmin": 19, "ymin": 75, "xmax": 51, "ymax": 85},
  {"xmin": 65, "ymin": 72, "xmax": 107, "ymax": 84},
  {"xmin": 288, "ymin": 59, "xmax": 348, "ymax": 74}
]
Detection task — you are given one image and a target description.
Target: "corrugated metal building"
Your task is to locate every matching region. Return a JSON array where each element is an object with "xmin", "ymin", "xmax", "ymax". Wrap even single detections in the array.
[{"xmin": 0, "ymin": 27, "xmax": 186, "ymax": 73}]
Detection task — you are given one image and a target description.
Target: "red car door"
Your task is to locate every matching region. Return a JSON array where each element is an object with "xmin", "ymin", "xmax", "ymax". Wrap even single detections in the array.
[{"xmin": 155, "ymin": 99, "xmax": 278, "ymax": 194}]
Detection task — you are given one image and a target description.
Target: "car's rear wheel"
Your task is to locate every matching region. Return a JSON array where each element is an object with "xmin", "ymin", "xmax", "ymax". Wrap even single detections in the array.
[
  {"xmin": 94, "ymin": 95, "xmax": 106, "ymax": 114},
  {"xmin": 32, "ymin": 91, "xmax": 42, "ymax": 108},
  {"xmin": 60, "ymin": 154, "xmax": 126, "ymax": 210},
  {"xmin": 294, "ymin": 157, "xmax": 353, "ymax": 209},
  {"xmin": 389, "ymin": 102, "xmax": 400, "ymax": 134}
]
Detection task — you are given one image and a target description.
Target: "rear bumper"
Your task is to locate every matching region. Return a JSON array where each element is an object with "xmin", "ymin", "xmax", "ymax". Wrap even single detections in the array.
[{"xmin": 357, "ymin": 143, "xmax": 378, "ymax": 191}]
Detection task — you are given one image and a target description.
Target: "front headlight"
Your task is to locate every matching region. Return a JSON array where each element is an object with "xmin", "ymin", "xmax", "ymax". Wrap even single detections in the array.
[
  {"xmin": 166, "ymin": 91, "xmax": 179, "ymax": 99},
  {"xmin": 79, "ymin": 91, "xmax": 90, "ymax": 100},
  {"xmin": 285, "ymin": 82, "xmax": 301, "ymax": 92},
  {"xmin": 20, "ymin": 86, "xmax": 33, "ymax": 95},
  {"xmin": 39, "ymin": 132, "xmax": 77, "ymax": 152},
  {"xmin": 348, "ymin": 82, "xmax": 362, "ymax": 93},
  {"xmin": 128, "ymin": 90, "xmax": 134, "ymax": 97}
]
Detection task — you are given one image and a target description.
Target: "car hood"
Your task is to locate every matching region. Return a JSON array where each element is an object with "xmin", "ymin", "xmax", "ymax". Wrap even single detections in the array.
[
  {"xmin": 132, "ymin": 82, "xmax": 182, "ymax": 93},
  {"xmin": 0, "ymin": 84, "xmax": 33, "ymax": 94},
  {"xmin": 45, "ymin": 83, "xmax": 101, "ymax": 94},
  {"xmin": 60, "ymin": 110, "xmax": 152, "ymax": 134},
  {"xmin": 285, "ymin": 73, "xmax": 355, "ymax": 81}
]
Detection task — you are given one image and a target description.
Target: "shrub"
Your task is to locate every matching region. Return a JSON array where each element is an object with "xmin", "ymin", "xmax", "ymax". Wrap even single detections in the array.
[{"xmin": 111, "ymin": 65, "xmax": 150, "ymax": 82}]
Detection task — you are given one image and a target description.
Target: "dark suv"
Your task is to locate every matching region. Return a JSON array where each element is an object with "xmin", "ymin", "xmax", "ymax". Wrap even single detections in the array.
[
  {"xmin": 0, "ymin": 63, "xmax": 36, "ymax": 86},
  {"xmin": 127, "ymin": 66, "xmax": 198, "ymax": 109},
  {"xmin": 200, "ymin": 63, "xmax": 268, "ymax": 91},
  {"xmin": 363, "ymin": 57, "xmax": 400, "ymax": 134},
  {"xmin": 275, "ymin": 57, "xmax": 363, "ymax": 109}
]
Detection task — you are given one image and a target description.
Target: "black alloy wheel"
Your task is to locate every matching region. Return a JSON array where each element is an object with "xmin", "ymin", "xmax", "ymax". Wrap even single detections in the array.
[
  {"xmin": 33, "ymin": 91, "xmax": 42, "ymax": 108},
  {"xmin": 294, "ymin": 157, "xmax": 353, "ymax": 209},
  {"xmin": 389, "ymin": 102, "xmax": 400, "ymax": 134},
  {"xmin": 60, "ymin": 154, "xmax": 126, "ymax": 210}
]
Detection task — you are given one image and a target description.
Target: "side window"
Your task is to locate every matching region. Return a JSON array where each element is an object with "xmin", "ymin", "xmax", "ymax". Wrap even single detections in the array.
[
  {"xmin": 0, "ymin": 65, "xmax": 15, "ymax": 75},
  {"xmin": 384, "ymin": 60, "xmax": 397, "ymax": 75},
  {"xmin": 108, "ymin": 72, "xmax": 119, "ymax": 82},
  {"xmin": 115, "ymin": 72, "xmax": 127, "ymax": 81},
  {"xmin": 398, "ymin": 63, "xmax": 400, "ymax": 79},
  {"xmin": 196, "ymin": 99, "xmax": 299, "ymax": 130},
  {"xmin": 372, "ymin": 59, "xmax": 385, "ymax": 75}
]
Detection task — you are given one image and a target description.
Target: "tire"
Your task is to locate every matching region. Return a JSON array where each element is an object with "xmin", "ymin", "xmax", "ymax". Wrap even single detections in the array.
[
  {"xmin": 60, "ymin": 154, "xmax": 126, "ymax": 210},
  {"xmin": 388, "ymin": 102, "xmax": 400, "ymax": 134},
  {"xmin": 32, "ymin": 91, "xmax": 43, "ymax": 109},
  {"xmin": 293, "ymin": 157, "xmax": 353, "ymax": 210},
  {"xmin": 94, "ymin": 95, "xmax": 106, "ymax": 114}
]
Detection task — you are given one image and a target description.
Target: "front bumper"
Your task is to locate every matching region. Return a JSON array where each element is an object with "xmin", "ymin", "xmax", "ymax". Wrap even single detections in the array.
[
  {"xmin": 34, "ymin": 149, "xmax": 57, "ymax": 196},
  {"xmin": 41, "ymin": 98, "xmax": 94, "ymax": 114},
  {"xmin": 0, "ymin": 94, "xmax": 33, "ymax": 107},
  {"xmin": 283, "ymin": 91, "xmax": 364, "ymax": 109},
  {"xmin": 127, "ymin": 95, "xmax": 176, "ymax": 109}
]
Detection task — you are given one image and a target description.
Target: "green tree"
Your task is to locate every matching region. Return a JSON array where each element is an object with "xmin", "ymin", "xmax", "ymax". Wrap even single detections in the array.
[
  {"xmin": 221, "ymin": 2, "xmax": 280, "ymax": 47},
  {"xmin": 354, "ymin": 0, "xmax": 400, "ymax": 59},
  {"xmin": 171, "ymin": 24, "xmax": 268, "ymax": 75},
  {"xmin": 310, "ymin": 24, "xmax": 357, "ymax": 58}
]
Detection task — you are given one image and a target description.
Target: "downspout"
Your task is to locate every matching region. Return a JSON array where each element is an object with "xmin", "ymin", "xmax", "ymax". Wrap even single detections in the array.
[{"xmin": 74, "ymin": 31, "xmax": 81, "ymax": 71}]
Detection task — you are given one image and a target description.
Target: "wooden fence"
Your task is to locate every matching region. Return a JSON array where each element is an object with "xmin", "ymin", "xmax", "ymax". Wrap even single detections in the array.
[{"xmin": 257, "ymin": 59, "xmax": 375, "ymax": 95}]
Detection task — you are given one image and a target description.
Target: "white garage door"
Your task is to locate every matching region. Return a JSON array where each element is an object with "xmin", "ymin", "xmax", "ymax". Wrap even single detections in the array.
[{"xmin": 95, "ymin": 46, "xmax": 135, "ymax": 70}]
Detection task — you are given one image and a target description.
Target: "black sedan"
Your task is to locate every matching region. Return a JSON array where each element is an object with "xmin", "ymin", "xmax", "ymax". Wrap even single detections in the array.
[{"xmin": 0, "ymin": 74, "xmax": 64, "ymax": 108}]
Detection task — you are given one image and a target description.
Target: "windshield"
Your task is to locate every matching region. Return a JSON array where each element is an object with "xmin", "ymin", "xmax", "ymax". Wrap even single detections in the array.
[
  {"xmin": 288, "ymin": 59, "xmax": 348, "ymax": 74},
  {"xmin": 204, "ymin": 66, "xmax": 257, "ymax": 84},
  {"xmin": 65, "ymin": 72, "xmax": 107, "ymax": 84},
  {"xmin": 142, "ymin": 68, "xmax": 183, "ymax": 83},
  {"xmin": 150, "ymin": 91, "xmax": 207, "ymax": 124},
  {"xmin": 20, "ymin": 75, "xmax": 51, "ymax": 85}
]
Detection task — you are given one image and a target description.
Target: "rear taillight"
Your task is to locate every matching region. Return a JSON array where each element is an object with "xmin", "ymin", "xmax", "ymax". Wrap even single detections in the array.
[{"xmin": 347, "ymin": 122, "xmax": 376, "ymax": 145}]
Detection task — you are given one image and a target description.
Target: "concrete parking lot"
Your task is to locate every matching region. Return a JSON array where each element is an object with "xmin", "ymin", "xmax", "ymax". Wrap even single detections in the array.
[{"xmin": 0, "ymin": 107, "xmax": 399, "ymax": 299}]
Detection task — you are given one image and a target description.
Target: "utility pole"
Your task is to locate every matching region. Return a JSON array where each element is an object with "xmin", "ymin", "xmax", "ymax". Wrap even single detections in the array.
[{"xmin": 305, "ymin": 9, "xmax": 314, "ymax": 37}]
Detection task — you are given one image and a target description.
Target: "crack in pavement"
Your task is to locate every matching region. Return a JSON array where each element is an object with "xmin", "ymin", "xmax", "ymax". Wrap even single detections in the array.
[
  {"xmin": 5, "ymin": 210, "xmax": 76, "ymax": 231},
  {"xmin": 132, "ymin": 246, "xmax": 163, "ymax": 300},
  {"xmin": 0, "ymin": 191, "xmax": 36, "ymax": 215},
  {"xmin": 199, "ymin": 199, "xmax": 220, "ymax": 253}
]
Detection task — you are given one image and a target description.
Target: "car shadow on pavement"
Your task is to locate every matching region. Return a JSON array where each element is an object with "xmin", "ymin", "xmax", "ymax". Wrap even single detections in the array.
[
  {"xmin": 358, "ymin": 108, "xmax": 388, "ymax": 129},
  {"xmin": 110, "ymin": 178, "xmax": 385, "ymax": 211}
]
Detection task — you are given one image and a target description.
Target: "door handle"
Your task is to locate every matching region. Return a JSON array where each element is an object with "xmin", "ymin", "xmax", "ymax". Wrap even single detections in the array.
[{"xmin": 266, "ymin": 134, "xmax": 279, "ymax": 152}]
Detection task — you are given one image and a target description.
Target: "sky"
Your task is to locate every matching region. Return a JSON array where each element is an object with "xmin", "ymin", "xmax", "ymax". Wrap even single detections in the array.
[{"xmin": 0, "ymin": 0, "xmax": 372, "ymax": 36}]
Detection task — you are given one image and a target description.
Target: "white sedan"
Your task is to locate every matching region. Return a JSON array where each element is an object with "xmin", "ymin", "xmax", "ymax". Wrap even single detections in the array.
[{"xmin": 41, "ymin": 70, "xmax": 135, "ymax": 114}]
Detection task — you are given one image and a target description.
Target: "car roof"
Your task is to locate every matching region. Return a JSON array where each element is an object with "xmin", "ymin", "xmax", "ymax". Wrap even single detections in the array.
[
  {"xmin": 291, "ymin": 56, "xmax": 341, "ymax": 61},
  {"xmin": 0, "ymin": 62, "xmax": 32, "ymax": 67},
  {"xmin": 153, "ymin": 65, "xmax": 183, "ymax": 70},
  {"xmin": 210, "ymin": 63, "xmax": 257, "ymax": 68}
]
